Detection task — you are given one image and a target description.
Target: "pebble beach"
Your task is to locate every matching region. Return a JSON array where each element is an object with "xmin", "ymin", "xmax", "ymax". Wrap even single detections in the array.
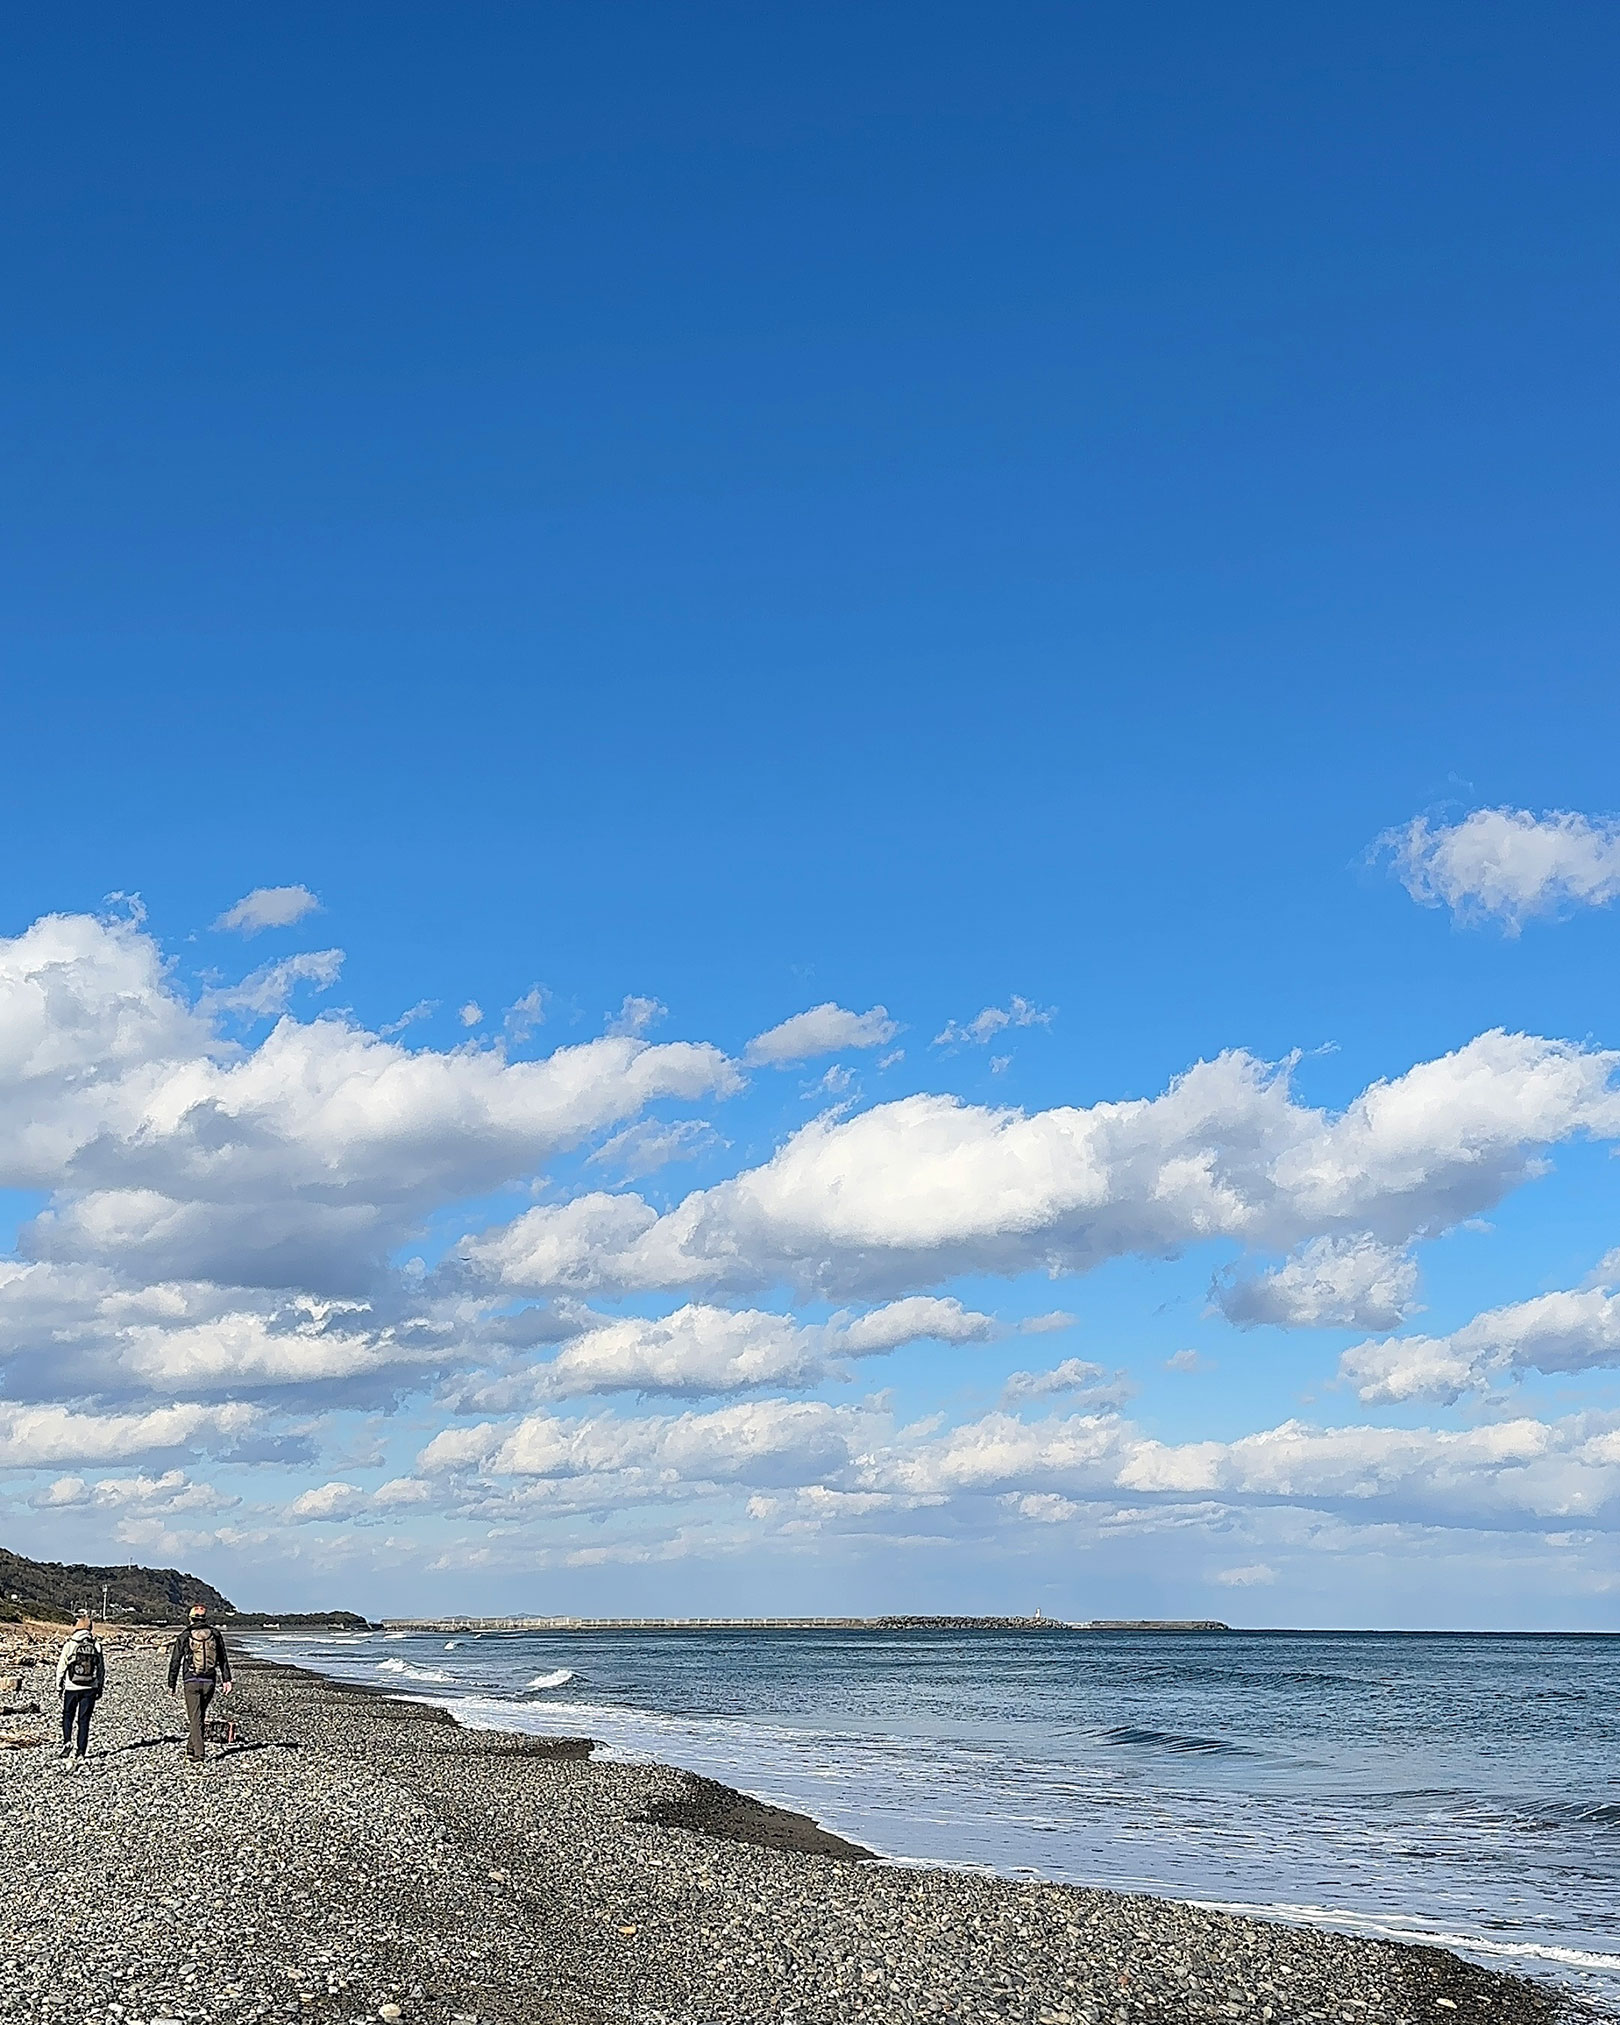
[{"xmin": 0, "ymin": 1624, "xmax": 1581, "ymax": 2025}]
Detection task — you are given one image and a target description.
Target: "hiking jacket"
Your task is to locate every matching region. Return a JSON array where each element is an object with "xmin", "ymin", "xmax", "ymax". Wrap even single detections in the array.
[
  {"xmin": 55, "ymin": 1632, "xmax": 105, "ymax": 1697},
  {"xmin": 168, "ymin": 1621, "xmax": 232, "ymax": 1690}
]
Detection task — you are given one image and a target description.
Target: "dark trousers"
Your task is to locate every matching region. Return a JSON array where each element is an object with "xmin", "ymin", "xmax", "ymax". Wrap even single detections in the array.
[
  {"xmin": 61, "ymin": 1689, "xmax": 95, "ymax": 1755},
  {"xmin": 183, "ymin": 1679, "xmax": 215, "ymax": 1760}
]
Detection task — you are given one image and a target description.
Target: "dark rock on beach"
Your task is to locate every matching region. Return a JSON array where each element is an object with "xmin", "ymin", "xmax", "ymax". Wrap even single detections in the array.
[{"xmin": 0, "ymin": 1625, "xmax": 1584, "ymax": 2025}]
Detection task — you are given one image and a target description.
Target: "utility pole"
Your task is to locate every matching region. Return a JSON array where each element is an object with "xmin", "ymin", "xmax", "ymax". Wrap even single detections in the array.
[{"xmin": 102, "ymin": 1582, "xmax": 109, "ymax": 1622}]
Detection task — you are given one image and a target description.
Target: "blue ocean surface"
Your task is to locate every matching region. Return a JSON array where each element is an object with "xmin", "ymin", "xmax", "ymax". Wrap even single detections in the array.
[{"xmin": 249, "ymin": 1627, "xmax": 1620, "ymax": 2010}]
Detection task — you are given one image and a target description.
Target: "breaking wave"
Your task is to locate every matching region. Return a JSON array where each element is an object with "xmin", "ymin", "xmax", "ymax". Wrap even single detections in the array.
[{"xmin": 376, "ymin": 1658, "xmax": 453, "ymax": 1683}]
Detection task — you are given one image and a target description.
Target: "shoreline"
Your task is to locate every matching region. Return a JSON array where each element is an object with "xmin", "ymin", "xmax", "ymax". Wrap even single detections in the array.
[{"xmin": 2, "ymin": 1621, "xmax": 1588, "ymax": 2023}]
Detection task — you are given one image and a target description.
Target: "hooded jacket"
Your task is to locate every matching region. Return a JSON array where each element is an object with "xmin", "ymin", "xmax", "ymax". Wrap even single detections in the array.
[{"xmin": 55, "ymin": 1630, "xmax": 105, "ymax": 1697}]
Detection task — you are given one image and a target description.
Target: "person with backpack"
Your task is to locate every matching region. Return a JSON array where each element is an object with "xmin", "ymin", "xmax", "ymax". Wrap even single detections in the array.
[
  {"xmin": 54, "ymin": 1612, "xmax": 106, "ymax": 1762},
  {"xmin": 166, "ymin": 1602, "xmax": 233, "ymax": 1764}
]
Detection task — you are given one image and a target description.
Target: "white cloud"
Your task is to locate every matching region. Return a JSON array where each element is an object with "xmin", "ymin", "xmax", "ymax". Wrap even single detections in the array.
[
  {"xmin": 1380, "ymin": 808, "xmax": 1620, "ymax": 932},
  {"xmin": 459, "ymin": 1002, "xmax": 484, "ymax": 1027},
  {"xmin": 214, "ymin": 886, "xmax": 322, "ymax": 936},
  {"xmin": 885, "ymin": 1407, "xmax": 1620, "ymax": 1530},
  {"xmin": 373, "ymin": 1476, "xmax": 435, "ymax": 1507},
  {"xmin": 1001, "ymin": 1358, "xmax": 1131, "ymax": 1408},
  {"xmin": 541, "ymin": 1306, "xmax": 825, "ymax": 1398},
  {"xmin": 7, "ymin": 902, "xmax": 1620, "ymax": 1591},
  {"xmin": 836, "ymin": 1295, "xmax": 995, "ymax": 1356},
  {"xmin": 420, "ymin": 1398, "xmax": 863, "ymax": 1491},
  {"xmin": 504, "ymin": 987, "xmax": 549, "ymax": 1042},
  {"xmin": 1216, "ymin": 1233, "xmax": 1419, "ymax": 1330},
  {"xmin": 934, "ymin": 996, "xmax": 1055, "ymax": 1047},
  {"xmin": 413, "ymin": 1390, "xmax": 1620, "ymax": 1536},
  {"xmin": 1007, "ymin": 1491, "xmax": 1082, "ymax": 1523},
  {"xmin": 0, "ymin": 915, "xmax": 739, "ymax": 1288},
  {"xmin": 287, "ymin": 1481, "xmax": 366, "ymax": 1522},
  {"xmin": 744, "ymin": 1003, "xmax": 899, "ymax": 1067},
  {"xmin": 32, "ymin": 1468, "xmax": 239, "ymax": 1515},
  {"xmin": 1166, "ymin": 1349, "xmax": 1207, "ymax": 1372},
  {"xmin": 587, "ymin": 1118, "xmax": 719, "ymax": 1180},
  {"xmin": 0, "ymin": 1400, "xmax": 260, "ymax": 1468},
  {"xmin": 379, "ymin": 1001, "xmax": 436, "ymax": 1036},
  {"xmin": 460, "ymin": 1031, "xmax": 1620, "ymax": 1303},
  {"xmin": 801, "ymin": 1064, "xmax": 856, "ymax": 1102},
  {"xmin": 1342, "ymin": 1281, "xmax": 1620, "ymax": 1404},
  {"xmin": 472, "ymin": 1294, "xmax": 999, "ymax": 1402},
  {"xmin": 201, "ymin": 948, "xmax": 344, "ymax": 1019},
  {"xmin": 1215, "ymin": 1563, "xmax": 1276, "ymax": 1587},
  {"xmin": 607, "ymin": 996, "xmax": 667, "ymax": 1039}
]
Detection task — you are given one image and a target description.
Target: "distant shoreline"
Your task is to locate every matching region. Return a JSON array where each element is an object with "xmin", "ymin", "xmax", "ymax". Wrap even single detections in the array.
[{"xmin": 371, "ymin": 1613, "xmax": 1230, "ymax": 1633}]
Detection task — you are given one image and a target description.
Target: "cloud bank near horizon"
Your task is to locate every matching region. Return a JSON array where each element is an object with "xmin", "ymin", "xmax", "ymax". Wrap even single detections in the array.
[{"xmin": 2, "ymin": 905, "xmax": 1618, "ymax": 1607}]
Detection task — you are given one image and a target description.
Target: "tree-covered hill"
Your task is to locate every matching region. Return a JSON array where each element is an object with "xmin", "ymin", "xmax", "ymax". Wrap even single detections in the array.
[{"xmin": 0, "ymin": 1544, "xmax": 234, "ymax": 1624}]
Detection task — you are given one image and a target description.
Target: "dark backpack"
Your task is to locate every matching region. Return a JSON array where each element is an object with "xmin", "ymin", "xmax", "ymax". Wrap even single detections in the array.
[
  {"xmin": 66, "ymin": 1636, "xmax": 99, "ymax": 1689},
  {"xmin": 185, "ymin": 1626, "xmax": 218, "ymax": 1678}
]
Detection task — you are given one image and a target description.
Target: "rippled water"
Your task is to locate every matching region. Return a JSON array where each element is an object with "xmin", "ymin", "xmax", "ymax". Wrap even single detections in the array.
[{"xmin": 248, "ymin": 1626, "xmax": 1620, "ymax": 2010}]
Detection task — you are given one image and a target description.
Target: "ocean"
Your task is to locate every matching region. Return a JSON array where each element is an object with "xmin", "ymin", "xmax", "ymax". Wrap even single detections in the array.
[{"xmin": 247, "ymin": 1625, "xmax": 1620, "ymax": 2010}]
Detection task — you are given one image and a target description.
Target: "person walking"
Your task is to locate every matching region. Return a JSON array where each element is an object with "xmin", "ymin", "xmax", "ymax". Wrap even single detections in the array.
[
  {"xmin": 167, "ymin": 1602, "xmax": 232, "ymax": 1764},
  {"xmin": 55, "ymin": 1612, "xmax": 106, "ymax": 1762}
]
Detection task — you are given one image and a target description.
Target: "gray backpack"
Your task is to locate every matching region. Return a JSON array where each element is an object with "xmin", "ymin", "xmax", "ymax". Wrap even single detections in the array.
[
  {"xmin": 183, "ymin": 1625, "xmax": 219, "ymax": 1679},
  {"xmin": 65, "ymin": 1636, "xmax": 99, "ymax": 1689}
]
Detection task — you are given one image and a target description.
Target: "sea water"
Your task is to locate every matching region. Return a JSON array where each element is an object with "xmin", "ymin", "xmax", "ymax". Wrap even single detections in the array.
[{"xmin": 248, "ymin": 1627, "xmax": 1620, "ymax": 2009}]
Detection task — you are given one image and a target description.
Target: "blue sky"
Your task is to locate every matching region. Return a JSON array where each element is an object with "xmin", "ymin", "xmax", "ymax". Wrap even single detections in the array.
[{"xmin": 3, "ymin": 5, "xmax": 1619, "ymax": 1625}]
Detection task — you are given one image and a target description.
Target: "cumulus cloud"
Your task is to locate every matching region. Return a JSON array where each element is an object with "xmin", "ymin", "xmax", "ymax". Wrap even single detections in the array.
[
  {"xmin": 287, "ymin": 1481, "xmax": 368, "ymax": 1522},
  {"xmin": 934, "ymin": 996, "xmax": 1055, "ymax": 1047},
  {"xmin": 462, "ymin": 1294, "xmax": 998, "ymax": 1403},
  {"xmin": 6, "ymin": 902, "xmax": 1620, "ymax": 1584},
  {"xmin": 0, "ymin": 1400, "xmax": 260, "ymax": 1468},
  {"xmin": 1215, "ymin": 1563, "xmax": 1276, "ymax": 1587},
  {"xmin": 1215, "ymin": 1233, "xmax": 1419, "ymax": 1330},
  {"xmin": 214, "ymin": 886, "xmax": 322, "ymax": 935},
  {"xmin": 373, "ymin": 1476, "xmax": 435, "ymax": 1507},
  {"xmin": 460, "ymin": 1032, "xmax": 1620, "ymax": 1304},
  {"xmin": 1342, "ymin": 1280, "xmax": 1620, "ymax": 1404},
  {"xmin": 420, "ymin": 1397, "xmax": 863, "ymax": 1491},
  {"xmin": 1, "ymin": 913, "xmax": 739, "ymax": 1290},
  {"xmin": 744, "ymin": 1004, "xmax": 899, "ymax": 1067},
  {"xmin": 33, "ymin": 1468, "xmax": 239, "ymax": 1515},
  {"xmin": 1380, "ymin": 808, "xmax": 1620, "ymax": 932}
]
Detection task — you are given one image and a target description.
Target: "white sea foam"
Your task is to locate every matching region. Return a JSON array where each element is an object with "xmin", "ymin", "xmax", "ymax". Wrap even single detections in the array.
[
  {"xmin": 1194, "ymin": 1900, "xmax": 1620, "ymax": 1979},
  {"xmin": 527, "ymin": 1668, "xmax": 577, "ymax": 1690}
]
